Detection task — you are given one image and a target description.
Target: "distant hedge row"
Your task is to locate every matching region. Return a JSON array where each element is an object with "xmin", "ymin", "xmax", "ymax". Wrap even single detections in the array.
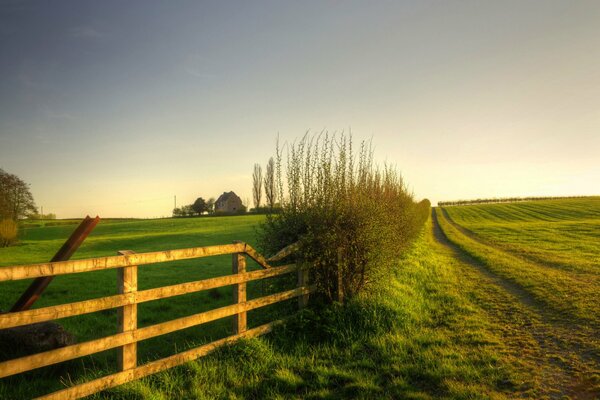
[{"xmin": 437, "ymin": 195, "xmax": 595, "ymax": 207}]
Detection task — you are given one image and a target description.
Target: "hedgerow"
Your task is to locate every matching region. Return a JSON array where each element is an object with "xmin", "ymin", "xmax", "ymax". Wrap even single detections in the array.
[{"xmin": 259, "ymin": 132, "xmax": 429, "ymax": 301}]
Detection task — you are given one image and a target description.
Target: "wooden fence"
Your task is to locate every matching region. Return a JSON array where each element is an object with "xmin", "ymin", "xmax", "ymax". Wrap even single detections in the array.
[{"xmin": 0, "ymin": 241, "xmax": 313, "ymax": 399}]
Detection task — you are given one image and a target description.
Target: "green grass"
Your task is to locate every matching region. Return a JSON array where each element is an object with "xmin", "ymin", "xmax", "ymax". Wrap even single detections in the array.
[
  {"xmin": 1, "ymin": 215, "xmax": 303, "ymax": 398},
  {"xmin": 437, "ymin": 198, "xmax": 600, "ymax": 332},
  {"xmin": 86, "ymin": 219, "xmax": 527, "ymax": 399},
  {"xmin": 2, "ymin": 206, "xmax": 598, "ymax": 398},
  {"xmin": 435, "ymin": 199, "xmax": 600, "ymax": 396},
  {"xmin": 442, "ymin": 197, "xmax": 600, "ymax": 274}
]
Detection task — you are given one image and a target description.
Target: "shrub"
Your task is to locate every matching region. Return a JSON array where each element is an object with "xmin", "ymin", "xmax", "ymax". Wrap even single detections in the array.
[
  {"xmin": 259, "ymin": 132, "xmax": 430, "ymax": 301},
  {"xmin": 0, "ymin": 219, "xmax": 18, "ymax": 247}
]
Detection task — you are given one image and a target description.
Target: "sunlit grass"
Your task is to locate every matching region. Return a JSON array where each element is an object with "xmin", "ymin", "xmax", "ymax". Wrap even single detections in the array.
[{"xmin": 88, "ymin": 220, "xmax": 525, "ymax": 399}]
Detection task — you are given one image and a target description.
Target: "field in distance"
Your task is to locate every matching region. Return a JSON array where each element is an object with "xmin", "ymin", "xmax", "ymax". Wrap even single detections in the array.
[{"xmin": 435, "ymin": 197, "xmax": 600, "ymax": 397}]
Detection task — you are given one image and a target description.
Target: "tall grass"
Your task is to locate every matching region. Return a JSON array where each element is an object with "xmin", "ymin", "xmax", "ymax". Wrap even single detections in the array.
[{"xmin": 260, "ymin": 132, "xmax": 429, "ymax": 300}]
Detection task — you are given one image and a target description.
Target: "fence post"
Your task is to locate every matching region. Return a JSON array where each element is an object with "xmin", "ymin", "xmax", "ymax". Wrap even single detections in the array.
[
  {"xmin": 117, "ymin": 250, "xmax": 137, "ymax": 371},
  {"xmin": 336, "ymin": 247, "xmax": 344, "ymax": 303},
  {"xmin": 232, "ymin": 241, "xmax": 247, "ymax": 334},
  {"xmin": 297, "ymin": 263, "xmax": 309, "ymax": 309}
]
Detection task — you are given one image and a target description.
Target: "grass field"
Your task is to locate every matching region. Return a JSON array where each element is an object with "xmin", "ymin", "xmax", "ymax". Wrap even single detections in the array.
[
  {"xmin": 0, "ymin": 215, "xmax": 302, "ymax": 398},
  {"xmin": 1, "ymin": 201, "xmax": 599, "ymax": 399},
  {"xmin": 97, "ymin": 219, "xmax": 529, "ymax": 399},
  {"xmin": 436, "ymin": 197, "xmax": 600, "ymax": 397}
]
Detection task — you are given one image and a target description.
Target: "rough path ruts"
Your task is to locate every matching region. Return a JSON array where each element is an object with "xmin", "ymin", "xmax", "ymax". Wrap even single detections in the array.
[
  {"xmin": 431, "ymin": 209, "xmax": 599, "ymax": 399},
  {"xmin": 436, "ymin": 208, "xmax": 600, "ymax": 350}
]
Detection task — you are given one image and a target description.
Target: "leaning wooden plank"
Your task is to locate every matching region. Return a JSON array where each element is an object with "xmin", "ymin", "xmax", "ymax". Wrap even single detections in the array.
[
  {"xmin": 0, "ymin": 243, "xmax": 245, "ymax": 282},
  {"xmin": 242, "ymin": 244, "xmax": 272, "ymax": 269},
  {"xmin": 36, "ymin": 321, "xmax": 281, "ymax": 400},
  {"xmin": 0, "ymin": 265, "xmax": 298, "ymax": 329},
  {"xmin": 267, "ymin": 241, "xmax": 300, "ymax": 263},
  {"xmin": 0, "ymin": 286, "xmax": 315, "ymax": 378}
]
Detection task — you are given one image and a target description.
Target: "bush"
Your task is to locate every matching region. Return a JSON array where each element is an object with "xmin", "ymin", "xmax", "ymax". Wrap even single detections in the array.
[
  {"xmin": 0, "ymin": 219, "xmax": 18, "ymax": 247},
  {"xmin": 259, "ymin": 133, "xmax": 430, "ymax": 301}
]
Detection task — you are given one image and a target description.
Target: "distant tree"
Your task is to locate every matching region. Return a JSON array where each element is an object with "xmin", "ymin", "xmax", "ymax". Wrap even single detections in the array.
[
  {"xmin": 172, "ymin": 207, "xmax": 183, "ymax": 217},
  {"xmin": 264, "ymin": 157, "xmax": 276, "ymax": 210},
  {"xmin": 28, "ymin": 212, "xmax": 56, "ymax": 220},
  {"xmin": 206, "ymin": 197, "xmax": 215, "ymax": 214},
  {"xmin": 192, "ymin": 197, "xmax": 208, "ymax": 215},
  {"xmin": 181, "ymin": 205, "xmax": 195, "ymax": 217},
  {"xmin": 0, "ymin": 168, "xmax": 36, "ymax": 221},
  {"xmin": 253, "ymin": 163, "xmax": 263, "ymax": 209}
]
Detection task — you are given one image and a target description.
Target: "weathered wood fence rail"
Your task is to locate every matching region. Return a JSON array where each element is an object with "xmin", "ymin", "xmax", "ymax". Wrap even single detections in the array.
[{"xmin": 0, "ymin": 242, "xmax": 312, "ymax": 399}]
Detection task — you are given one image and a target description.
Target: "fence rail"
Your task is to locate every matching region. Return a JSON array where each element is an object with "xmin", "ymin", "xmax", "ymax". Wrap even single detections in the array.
[{"xmin": 0, "ymin": 241, "xmax": 312, "ymax": 399}]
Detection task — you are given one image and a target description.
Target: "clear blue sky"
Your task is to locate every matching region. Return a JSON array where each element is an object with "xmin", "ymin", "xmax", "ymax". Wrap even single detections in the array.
[{"xmin": 1, "ymin": 1, "xmax": 599, "ymax": 217}]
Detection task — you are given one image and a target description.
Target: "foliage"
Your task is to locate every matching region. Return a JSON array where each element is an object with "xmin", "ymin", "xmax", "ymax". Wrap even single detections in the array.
[
  {"xmin": 206, "ymin": 197, "xmax": 215, "ymax": 214},
  {"xmin": 259, "ymin": 133, "xmax": 430, "ymax": 300},
  {"xmin": 27, "ymin": 213, "xmax": 56, "ymax": 220},
  {"xmin": 264, "ymin": 157, "xmax": 277, "ymax": 209},
  {"xmin": 0, "ymin": 168, "xmax": 36, "ymax": 221},
  {"xmin": 0, "ymin": 219, "xmax": 18, "ymax": 247},
  {"xmin": 253, "ymin": 164, "xmax": 263, "ymax": 209},
  {"xmin": 173, "ymin": 198, "xmax": 213, "ymax": 217},
  {"xmin": 172, "ymin": 205, "xmax": 197, "ymax": 217},
  {"xmin": 192, "ymin": 197, "xmax": 208, "ymax": 214}
]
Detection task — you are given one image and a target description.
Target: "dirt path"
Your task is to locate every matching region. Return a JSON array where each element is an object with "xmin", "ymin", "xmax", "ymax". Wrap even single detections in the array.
[{"xmin": 431, "ymin": 209, "xmax": 599, "ymax": 399}]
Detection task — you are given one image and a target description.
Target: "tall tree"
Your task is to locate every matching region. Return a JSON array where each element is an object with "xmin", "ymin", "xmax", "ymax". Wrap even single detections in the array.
[
  {"xmin": 192, "ymin": 197, "xmax": 207, "ymax": 215},
  {"xmin": 252, "ymin": 163, "xmax": 263, "ymax": 209},
  {"xmin": 0, "ymin": 169, "xmax": 36, "ymax": 220},
  {"xmin": 264, "ymin": 157, "xmax": 276, "ymax": 209},
  {"xmin": 206, "ymin": 197, "xmax": 215, "ymax": 214}
]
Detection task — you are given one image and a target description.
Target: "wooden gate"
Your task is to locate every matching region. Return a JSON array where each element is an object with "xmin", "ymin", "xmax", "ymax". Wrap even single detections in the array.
[{"xmin": 0, "ymin": 241, "xmax": 312, "ymax": 399}]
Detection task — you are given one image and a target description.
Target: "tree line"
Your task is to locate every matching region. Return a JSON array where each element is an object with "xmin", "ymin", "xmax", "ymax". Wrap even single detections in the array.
[{"xmin": 172, "ymin": 197, "xmax": 216, "ymax": 217}]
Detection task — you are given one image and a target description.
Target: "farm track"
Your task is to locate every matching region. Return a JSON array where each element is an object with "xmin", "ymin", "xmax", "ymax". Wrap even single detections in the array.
[{"xmin": 431, "ymin": 209, "xmax": 600, "ymax": 399}]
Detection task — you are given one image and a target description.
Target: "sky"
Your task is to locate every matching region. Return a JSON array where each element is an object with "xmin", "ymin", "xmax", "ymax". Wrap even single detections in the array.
[{"xmin": 1, "ymin": 1, "xmax": 599, "ymax": 218}]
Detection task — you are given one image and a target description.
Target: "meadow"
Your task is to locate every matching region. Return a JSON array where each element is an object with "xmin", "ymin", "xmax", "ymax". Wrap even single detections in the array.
[
  {"xmin": 0, "ymin": 215, "xmax": 302, "ymax": 398},
  {"xmin": 1, "ymin": 200, "xmax": 599, "ymax": 399},
  {"xmin": 2, "ymin": 216, "xmax": 536, "ymax": 399}
]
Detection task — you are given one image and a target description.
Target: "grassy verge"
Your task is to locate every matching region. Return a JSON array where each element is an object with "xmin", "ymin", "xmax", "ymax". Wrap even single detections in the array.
[{"xmin": 87, "ymin": 219, "xmax": 524, "ymax": 399}]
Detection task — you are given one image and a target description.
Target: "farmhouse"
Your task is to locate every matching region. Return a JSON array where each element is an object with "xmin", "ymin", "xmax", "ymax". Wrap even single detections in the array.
[{"xmin": 215, "ymin": 191, "xmax": 243, "ymax": 213}]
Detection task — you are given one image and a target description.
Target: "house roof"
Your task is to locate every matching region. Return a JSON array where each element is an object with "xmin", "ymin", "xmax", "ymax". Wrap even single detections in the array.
[{"xmin": 216, "ymin": 191, "xmax": 240, "ymax": 203}]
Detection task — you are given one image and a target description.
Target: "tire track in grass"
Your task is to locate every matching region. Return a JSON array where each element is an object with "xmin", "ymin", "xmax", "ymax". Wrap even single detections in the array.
[
  {"xmin": 436, "ymin": 207, "xmax": 600, "ymax": 352},
  {"xmin": 441, "ymin": 208, "xmax": 600, "ymax": 316},
  {"xmin": 432, "ymin": 209, "xmax": 600, "ymax": 399}
]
